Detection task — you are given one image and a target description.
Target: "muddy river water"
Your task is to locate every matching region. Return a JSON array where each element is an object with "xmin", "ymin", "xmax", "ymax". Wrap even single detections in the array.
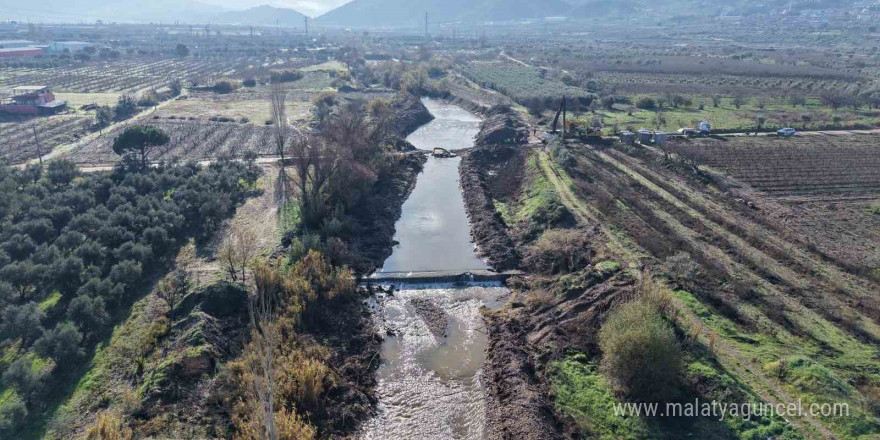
[{"xmin": 362, "ymin": 99, "xmax": 509, "ymax": 439}]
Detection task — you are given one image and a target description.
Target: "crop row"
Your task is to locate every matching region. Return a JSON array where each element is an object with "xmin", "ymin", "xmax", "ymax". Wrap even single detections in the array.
[
  {"xmin": 0, "ymin": 116, "xmax": 92, "ymax": 164},
  {"xmin": 0, "ymin": 58, "xmax": 253, "ymax": 94},
  {"xmin": 68, "ymin": 120, "xmax": 273, "ymax": 164},
  {"xmin": 459, "ymin": 61, "xmax": 590, "ymax": 103},
  {"xmin": 668, "ymin": 137, "xmax": 880, "ymax": 197}
]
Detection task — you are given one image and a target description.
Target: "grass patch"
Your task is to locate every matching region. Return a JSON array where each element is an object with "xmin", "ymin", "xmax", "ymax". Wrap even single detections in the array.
[
  {"xmin": 595, "ymin": 260, "xmax": 621, "ymax": 274},
  {"xmin": 512, "ymin": 153, "xmax": 573, "ymax": 240},
  {"xmin": 549, "ymin": 353, "xmax": 794, "ymax": 440},
  {"xmin": 38, "ymin": 291, "xmax": 62, "ymax": 313},
  {"xmin": 551, "ymin": 354, "xmax": 652, "ymax": 440},
  {"xmin": 301, "ymin": 61, "xmax": 348, "ymax": 72},
  {"xmin": 493, "ymin": 199, "xmax": 513, "ymax": 225},
  {"xmin": 572, "ymin": 95, "xmax": 878, "ymax": 132},
  {"xmin": 672, "ymin": 290, "xmax": 880, "ymax": 439}
]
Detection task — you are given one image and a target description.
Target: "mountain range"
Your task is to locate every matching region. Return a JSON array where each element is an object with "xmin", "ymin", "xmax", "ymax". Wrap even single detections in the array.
[{"xmin": 0, "ymin": 0, "xmax": 861, "ymax": 26}]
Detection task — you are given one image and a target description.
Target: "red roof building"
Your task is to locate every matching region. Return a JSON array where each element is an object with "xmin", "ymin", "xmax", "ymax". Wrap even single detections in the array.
[{"xmin": 1, "ymin": 86, "xmax": 67, "ymax": 115}]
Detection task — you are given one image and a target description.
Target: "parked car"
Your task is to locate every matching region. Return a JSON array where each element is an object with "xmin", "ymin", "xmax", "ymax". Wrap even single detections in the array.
[{"xmin": 777, "ymin": 127, "xmax": 796, "ymax": 137}]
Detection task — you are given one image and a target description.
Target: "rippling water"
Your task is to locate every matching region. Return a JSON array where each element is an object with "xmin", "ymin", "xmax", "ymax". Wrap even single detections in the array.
[
  {"xmin": 361, "ymin": 286, "xmax": 508, "ymax": 440},
  {"xmin": 364, "ymin": 100, "xmax": 508, "ymax": 439}
]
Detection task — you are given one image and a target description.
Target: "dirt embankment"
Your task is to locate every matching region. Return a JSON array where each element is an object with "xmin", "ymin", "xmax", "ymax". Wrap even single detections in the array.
[
  {"xmin": 460, "ymin": 145, "xmax": 522, "ymax": 270},
  {"xmin": 300, "ymin": 294, "xmax": 383, "ymax": 436},
  {"xmin": 484, "ymin": 266, "xmax": 637, "ymax": 440},
  {"xmin": 346, "ymin": 152, "xmax": 427, "ymax": 275},
  {"xmin": 391, "ymin": 94, "xmax": 434, "ymax": 137},
  {"xmin": 476, "ymin": 105, "xmax": 530, "ymax": 147}
]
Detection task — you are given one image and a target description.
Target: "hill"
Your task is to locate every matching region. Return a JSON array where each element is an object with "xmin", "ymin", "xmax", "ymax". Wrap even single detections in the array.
[
  {"xmin": 213, "ymin": 5, "xmax": 309, "ymax": 26},
  {"xmin": 317, "ymin": 0, "xmax": 572, "ymax": 27}
]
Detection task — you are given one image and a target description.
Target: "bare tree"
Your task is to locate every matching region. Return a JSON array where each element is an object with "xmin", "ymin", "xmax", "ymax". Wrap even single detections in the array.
[
  {"xmin": 288, "ymin": 131, "xmax": 342, "ymax": 225},
  {"xmin": 243, "ymin": 260, "xmax": 298, "ymax": 440},
  {"xmin": 270, "ymin": 83, "xmax": 292, "ymax": 205},
  {"xmin": 156, "ymin": 242, "xmax": 196, "ymax": 329},
  {"xmin": 218, "ymin": 223, "xmax": 259, "ymax": 284}
]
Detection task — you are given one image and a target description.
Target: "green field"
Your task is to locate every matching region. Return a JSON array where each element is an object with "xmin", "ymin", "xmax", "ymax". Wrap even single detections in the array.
[{"xmin": 571, "ymin": 95, "xmax": 878, "ymax": 132}]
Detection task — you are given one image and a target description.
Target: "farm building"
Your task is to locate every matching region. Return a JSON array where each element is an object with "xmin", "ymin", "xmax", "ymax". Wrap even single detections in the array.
[
  {"xmin": 0, "ymin": 39, "xmax": 35, "ymax": 49},
  {"xmin": 47, "ymin": 41, "xmax": 93, "ymax": 53},
  {"xmin": 655, "ymin": 131, "xmax": 668, "ymax": 146},
  {"xmin": 619, "ymin": 131, "xmax": 635, "ymax": 145},
  {"xmin": 637, "ymin": 129, "xmax": 653, "ymax": 144},
  {"xmin": 0, "ymin": 47, "xmax": 45, "ymax": 58},
  {"xmin": 0, "ymin": 86, "xmax": 67, "ymax": 115}
]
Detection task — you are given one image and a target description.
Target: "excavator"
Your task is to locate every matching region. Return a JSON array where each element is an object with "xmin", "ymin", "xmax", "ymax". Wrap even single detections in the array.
[{"xmin": 547, "ymin": 95, "xmax": 602, "ymax": 140}]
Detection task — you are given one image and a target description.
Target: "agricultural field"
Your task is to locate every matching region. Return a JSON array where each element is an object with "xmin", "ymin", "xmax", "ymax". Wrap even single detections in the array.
[
  {"xmin": 459, "ymin": 60, "xmax": 591, "ymax": 103},
  {"xmin": 0, "ymin": 115, "xmax": 92, "ymax": 163},
  {"xmin": 54, "ymin": 92, "xmax": 122, "ymax": 108},
  {"xmin": 529, "ymin": 141, "xmax": 880, "ymax": 439},
  {"xmin": 664, "ymin": 134, "xmax": 880, "ymax": 273},
  {"xmin": 65, "ymin": 119, "xmax": 273, "ymax": 164},
  {"xmin": 0, "ymin": 58, "xmax": 249, "ymax": 94},
  {"xmin": 666, "ymin": 135, "xmax": 880, "ymax": 199},
  {"xmin": 580, "ymin": 95, "xmax": 880, "ymax": 133},
  {"xmin": 152, "ymin": 90, "xmax": 313, "ymax": 126}
]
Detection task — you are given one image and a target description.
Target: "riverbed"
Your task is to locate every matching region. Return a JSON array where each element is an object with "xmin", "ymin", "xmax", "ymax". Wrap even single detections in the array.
[
  {"xmin": 362, "ymin": 99, "xmax": 509, "ymax": 439},
  {"xmin": 379, "ymin": 99, "xmax": 487, "ymax": 274}
]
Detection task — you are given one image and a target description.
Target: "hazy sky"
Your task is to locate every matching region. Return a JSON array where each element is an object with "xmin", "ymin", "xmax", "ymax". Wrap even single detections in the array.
[{"xmin": 199, "ymin": 0, "xmax": 352, "ymax": 16}]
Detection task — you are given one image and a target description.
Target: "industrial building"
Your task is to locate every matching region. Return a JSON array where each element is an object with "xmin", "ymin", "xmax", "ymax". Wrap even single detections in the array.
[
  {"xmin": 0, "ymin": 47, "xmax": 45, "ymax": 58},
  {"xmin": 0, "ymin": 39, "xmax": 35, "ymax": 49},
  {"xmin": 47, "ymin": 41, "xmax": 93, "ymax": 53}
]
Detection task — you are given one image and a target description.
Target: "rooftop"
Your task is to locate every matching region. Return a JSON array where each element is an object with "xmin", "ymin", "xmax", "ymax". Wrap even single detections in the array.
[
  {"xmin": 0, "ymin": 47, "xmax": 44, "ymax": 53},
  {"xmin": 12, "ymin": 86, "xmax": 49, "ymax": 92}
]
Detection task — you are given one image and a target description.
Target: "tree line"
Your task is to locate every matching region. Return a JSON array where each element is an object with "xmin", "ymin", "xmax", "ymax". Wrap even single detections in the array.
[{"xmin": 0, "ymin": 157, "xmax": 259, "ymax": 434}]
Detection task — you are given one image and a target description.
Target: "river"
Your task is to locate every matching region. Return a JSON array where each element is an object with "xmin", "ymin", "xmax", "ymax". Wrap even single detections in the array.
[{"xmin": 362, "ymin": 99, "xmax": 509, "ymax": 439}]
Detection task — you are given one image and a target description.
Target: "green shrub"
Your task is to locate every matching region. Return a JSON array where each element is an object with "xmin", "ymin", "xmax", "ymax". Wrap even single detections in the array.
[
  {"xmin": 213, "ymin": 79, "xmax": 241, "ymax": 94},
  {"xmin": 635, "ymin": 96, "xmax": 656, "ymax": 110},
  {"xmin": 269, "ymin": 69, "xmax": 304, "ymax": 84},
  {"xmin": 599, "ymin": 300, "xmax": 682, "ymax": 402}
]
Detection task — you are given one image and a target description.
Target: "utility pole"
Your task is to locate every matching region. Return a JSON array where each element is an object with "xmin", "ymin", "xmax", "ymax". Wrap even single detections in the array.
[
  {"xmin": 32, "ymin": 124, "xmax": 43, "ymax": 166},
  {"xmin": 562, "ymin": 95, "xmax": 567, "ymax": 135},
  {"xmin": 424, "ymin": 12, "xmax": 428, "ymax": 40},
  {"xmin": 304, "ymin": 16, "xmax": 309, "ymax": 39}
]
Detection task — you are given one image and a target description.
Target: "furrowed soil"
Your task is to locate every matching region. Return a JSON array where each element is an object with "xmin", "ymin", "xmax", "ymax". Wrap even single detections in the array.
[{"xmin": 462, "ymin": 133, "xmax": 880, "ymax": 439}]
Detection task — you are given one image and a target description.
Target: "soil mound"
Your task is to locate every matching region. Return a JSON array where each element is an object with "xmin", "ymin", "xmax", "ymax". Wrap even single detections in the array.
[
  {"xmin": 391, "ymin": 94, "xmax": 435, "ymax": 137},
  {"xmin": 410, "ymin": 298, "xmax": 449, "ymax": 338},
  {"xmin": 476, "ymin": 105, "xmax": 529, "ymax": 146}
]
